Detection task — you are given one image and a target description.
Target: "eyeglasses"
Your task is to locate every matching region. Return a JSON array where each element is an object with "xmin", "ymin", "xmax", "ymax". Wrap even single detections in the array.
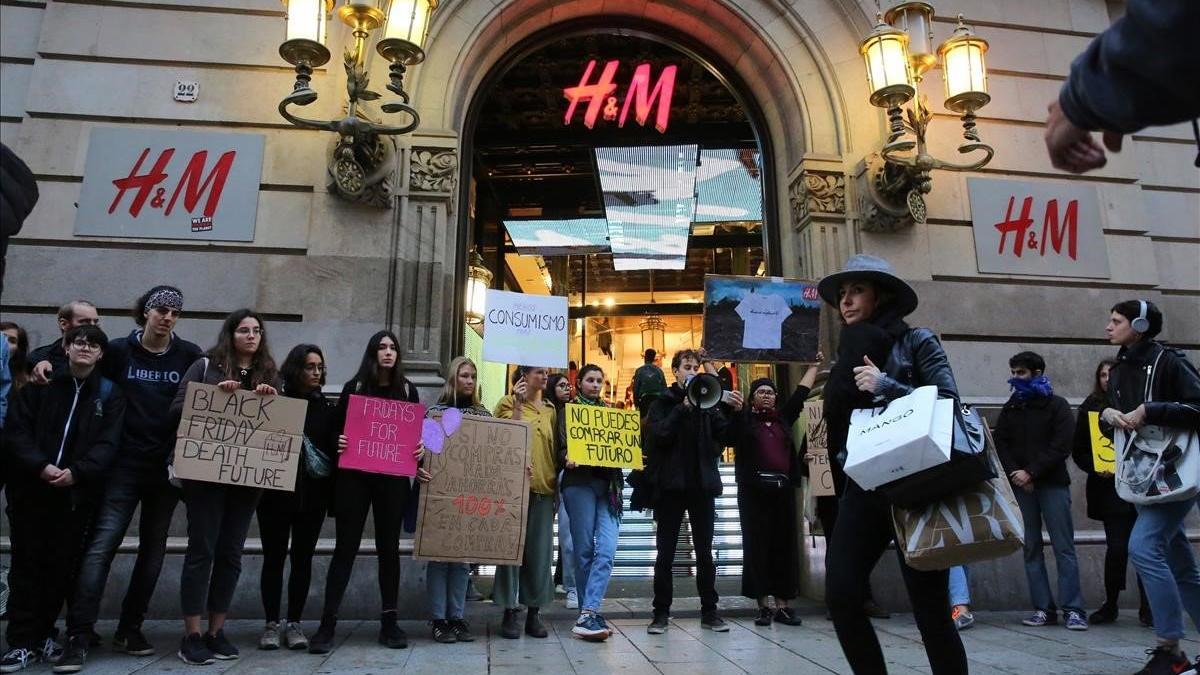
[
  {"xmin": 234, "ymin": 327, "xmax": 264, "ymax": 336},
  {"xmin": 303, "ymin": 364, "xmax": 327, "ymax": 373},
  {"xmin": 70, "ymin": 339, "xmax": 101, "ymax": 351}
]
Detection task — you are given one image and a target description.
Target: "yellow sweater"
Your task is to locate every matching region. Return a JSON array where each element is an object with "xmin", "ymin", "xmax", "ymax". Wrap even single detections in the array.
[{"xmin": 493, "ymin": 394, "xmax": 558, "ymax": 496}]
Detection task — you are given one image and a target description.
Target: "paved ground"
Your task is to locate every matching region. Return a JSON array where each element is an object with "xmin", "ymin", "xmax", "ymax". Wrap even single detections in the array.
[{"xmin": 4, "ymin": 609, "xmax": 1190, "ymax": 674}]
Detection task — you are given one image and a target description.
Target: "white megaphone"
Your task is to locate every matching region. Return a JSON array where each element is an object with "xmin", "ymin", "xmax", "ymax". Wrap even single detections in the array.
[{"xmin": 686, "ymin": 373, "xmax": 724, "ymax": 410}]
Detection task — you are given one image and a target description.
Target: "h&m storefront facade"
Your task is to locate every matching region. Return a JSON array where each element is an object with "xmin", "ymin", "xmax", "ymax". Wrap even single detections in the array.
[{"xmin": 2, "ymin": 0, "xmax": 1197, "ymax": 615}]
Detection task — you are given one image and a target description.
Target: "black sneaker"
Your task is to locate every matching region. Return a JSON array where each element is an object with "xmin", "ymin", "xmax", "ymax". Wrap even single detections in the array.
[
  {"xmin": 449, "ymin": 619, "xmax": 475, "ymax": 643},
  {"xmin": 1135, "ymin": 646, "xmax": 1191, "ymax": 675},
  {"xmin": 204, "ymin": 630, "xmax": 238, "ymax": 660},
  {"xmin": 52, "ymin": 636, "xmax": 87, "ymax": 674},
  {"xmin": 40, "ymin": 639, "xmax": 64, "ymax": 665},
  {"xmin": 0, "ymin": 647, "xmax": 36, "ymax": 673},
  {"xmin": 379, "ymin": 612, "xmax": 408, "ymax": 649},
  {"xmin": 1088, "ymin": 603, "xmax": 1118, "ymax": 625},
  {"xmin": 775, "ymin": 607, "xmax": 803, "ymax": 626},
  {"xmin": 500, "ymin": 609, "xmax": 521, "ymax": 639},
  {"xmin": 177, "ymin": 633, "xmax": 214, "ymax": 666},
  {"xmin": 113, "ymin": 627, "xmax": 156, "ymax": 657},
  {"xmin": 647, "ymin": 611, "xmax": 669, "ymax": 634},
  {"xmin": 701, "ymin": 612, "xmax": 730, "ymax": 632},
  {"xmin": 754, "ymin": 607, "xmax": 773, "ymax": 626},
  {"xmin": 307, "ymin": 617, "xmax": 336, "ymax": 655},
  {"xmin": 430, "ymin": 620, "xmax": 457, "ymax": 644}
]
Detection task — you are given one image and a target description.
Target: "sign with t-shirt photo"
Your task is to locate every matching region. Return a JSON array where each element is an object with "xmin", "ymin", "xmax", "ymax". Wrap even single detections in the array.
[{"xmin": 701, "ymin": 274, "xmax": 820, "ymax": 363}]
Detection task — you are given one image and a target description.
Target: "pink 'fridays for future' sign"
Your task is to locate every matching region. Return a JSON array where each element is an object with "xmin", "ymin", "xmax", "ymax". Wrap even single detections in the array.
[{"xmin": 340, "ymin": 395, "xmax": 424, "ymax": 477}]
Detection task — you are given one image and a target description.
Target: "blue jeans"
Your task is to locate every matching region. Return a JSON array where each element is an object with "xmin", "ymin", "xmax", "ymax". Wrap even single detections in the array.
[
  {"xmin": 426, "ymin": 561, "xmax": 469, "ymax": 620},
  {"xmin": 949, "ymin": 566, "xmax": 970, "ymax": 607},
  {"xmin": 563, "ymin": 480, "xmax": 620, "ymax": 613},
  {"xmin": 558, "ymin": 491, "xmax": 576, "ymax": 592},
  {"xmin": 1013, "ymin": 484, "xmax": 1083, "ymax": 613},
  {"xmin": 1129, "ymin": 497, "xmax": 1200, "ymax": 641}
]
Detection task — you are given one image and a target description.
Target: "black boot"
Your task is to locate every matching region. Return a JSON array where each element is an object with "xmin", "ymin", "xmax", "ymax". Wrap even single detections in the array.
[
  {"xmin": 500, "ymin": 608, "xmax": 521, "ymax": 639},
  {"xmin": 379, "ymin": 611, "xmax": 408, "ymax": 649},
  {"xmin": 308, "ymin": 616, "xmax": 336, "ymax": 655},
  {"xmin": 525, "ymin": 607, "xmax": 548, "ymax": 638},
  {"xmin": 1089, "ymin": 602, "xmax": 1118, "ymax": 625}
]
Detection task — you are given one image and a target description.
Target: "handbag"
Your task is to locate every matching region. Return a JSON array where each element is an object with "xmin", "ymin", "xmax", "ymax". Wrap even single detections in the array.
[
  {"xmin": 302, "ymin": 435, "xmax": 334, "ymax": 478},
  {"xmin": 891, "ymin": 426, "xmax": 1024, "ymax": 571},
  {"xmin": 1114, "ymin": 348, "xmax": 1200, "ymax": 505},
  {"xmin": 878, "ymin": 402, "xmax": 996, "ymax": 508},
  {"xmin": 752, "ymin": 471, "xmax": 791, "ymax": 489}
]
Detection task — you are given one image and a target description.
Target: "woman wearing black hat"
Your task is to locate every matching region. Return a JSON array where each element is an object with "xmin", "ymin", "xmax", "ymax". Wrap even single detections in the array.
[
  {"xmin": 817, "ymin": 255, "xmax": 966, "ymax": 674},
  {"xmin": 730, "ymin": 360, "xmax": 821, "ymax": 627}
]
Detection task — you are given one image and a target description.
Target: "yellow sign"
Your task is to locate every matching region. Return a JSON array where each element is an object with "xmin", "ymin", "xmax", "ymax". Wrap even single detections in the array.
[
  {"xmin": 565, "ymin": 403, "xmax": 643, "ymax": 470},
  {"xmin": 1088, "ymin": 411, "xmax": 1116, "ymax": 474}
]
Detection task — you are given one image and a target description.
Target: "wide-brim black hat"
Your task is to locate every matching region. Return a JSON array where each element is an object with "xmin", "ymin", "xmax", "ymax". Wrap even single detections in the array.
[{"xmin": 817, "ymin": 254, "xmax": 919, "ymax": 317}]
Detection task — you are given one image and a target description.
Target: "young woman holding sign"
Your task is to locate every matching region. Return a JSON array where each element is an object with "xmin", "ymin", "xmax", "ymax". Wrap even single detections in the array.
[
  {"xmin": 420, "ymin": 356, "xmax": 490, "ymax": 644},
  {"xmin": 559, "ymin": 364, "xmax": 623, "ymax": 641},
  {"xmin": 170, "ymin": 309, "xmax": 281, "ymax": 666},
  {"xmin": 255, "ymin": 344, "xmax": 336, "ymax": 651},
  {"xmin": 308, "ymin": 331, "xmax": 421, "ymax": 654},
  {"xmin": 730, "ymin": 356, "xmax": 821, "ymax": 628},
  {"xmin": 493, "ymin": 365, "xmax": 560, "ymax": 639}
]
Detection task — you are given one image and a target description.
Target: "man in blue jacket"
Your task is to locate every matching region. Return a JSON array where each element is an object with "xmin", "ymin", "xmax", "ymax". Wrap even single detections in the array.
[
  {"xmin": 0, "ymin": 325, "xmax": 124, "ymax": 674},
  {"xmin": 1045, "ymin": 0, "xmax": 1200, "ymax": 173}
]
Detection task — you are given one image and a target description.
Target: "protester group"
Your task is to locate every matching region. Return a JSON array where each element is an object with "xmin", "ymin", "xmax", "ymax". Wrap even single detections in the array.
[{"xmin": 0, "ymin": 255, "xmax": 1196, "ymax": 675}]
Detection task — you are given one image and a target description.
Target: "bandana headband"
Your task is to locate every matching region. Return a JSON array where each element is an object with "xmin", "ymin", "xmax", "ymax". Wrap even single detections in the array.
[{"xmin": 145, "ymin": 288, "xmax": 184, "ymax": 313}]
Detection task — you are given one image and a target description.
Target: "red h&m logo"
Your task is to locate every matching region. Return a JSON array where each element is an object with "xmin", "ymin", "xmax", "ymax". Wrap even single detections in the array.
[
  {"xmin": 994, "ymin": 195, "xmax": 1079, "ymax": 260},
  {"xmin": 108, "ymin": 147, "xmax": 237, "ymax": 230},
  {"xmin": 563, "ymin": 60, "xmax": 677, "ymax": 133}
]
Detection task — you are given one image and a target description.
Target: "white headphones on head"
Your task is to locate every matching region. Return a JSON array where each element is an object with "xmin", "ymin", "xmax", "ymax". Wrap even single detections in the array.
[{"xmin": 1132, "ymin": 300, "xmax": 1150, "ymax": 334}]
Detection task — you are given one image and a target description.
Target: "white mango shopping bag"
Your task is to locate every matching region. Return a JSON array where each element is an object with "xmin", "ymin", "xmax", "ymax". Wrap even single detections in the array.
[{"xmin": 844, "ymin": 385, "xmax": 953, "ymax": 490}]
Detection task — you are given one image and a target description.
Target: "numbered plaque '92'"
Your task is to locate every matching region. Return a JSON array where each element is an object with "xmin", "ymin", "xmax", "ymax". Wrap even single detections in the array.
[{"xmin": 413, "ymin": 416, "xmax": 533, "ymax": 565}]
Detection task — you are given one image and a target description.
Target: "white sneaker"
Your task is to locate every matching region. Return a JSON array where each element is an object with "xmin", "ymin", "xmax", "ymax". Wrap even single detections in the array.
[
  {"xmin": 284, "ymin": 623, "xmax": 308, "ymax": 651},
  {"xmin": 565, "ymin": 589, "xmax": 579, "ymax": 610},
  {"xmin": 258, "ymin": 622, "xmax": 280, "ymax": 650}
]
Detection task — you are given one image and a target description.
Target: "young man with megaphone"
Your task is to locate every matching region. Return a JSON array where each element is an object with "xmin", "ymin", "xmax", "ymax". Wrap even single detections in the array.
[{"xmin": 642, "ymin": 348, "xmax": 743, "ymax": 635}]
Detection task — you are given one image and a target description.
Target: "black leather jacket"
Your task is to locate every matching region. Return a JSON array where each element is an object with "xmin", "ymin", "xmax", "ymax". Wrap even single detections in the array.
[{"xmin": 874, "ymin": 327, "xmax": 961, "ymax": 404}]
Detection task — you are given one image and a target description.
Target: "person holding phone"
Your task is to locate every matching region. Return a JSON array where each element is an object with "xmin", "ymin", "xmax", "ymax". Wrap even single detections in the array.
[{"xmin": 493, "ymin": 366, "xmax": 560, "ymax": 639}]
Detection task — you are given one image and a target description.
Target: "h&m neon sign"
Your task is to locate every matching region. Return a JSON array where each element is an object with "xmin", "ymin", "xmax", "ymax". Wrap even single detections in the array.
[{"xmin": 563, "ymin": 59, "xmax": 677, "ymax": 133}]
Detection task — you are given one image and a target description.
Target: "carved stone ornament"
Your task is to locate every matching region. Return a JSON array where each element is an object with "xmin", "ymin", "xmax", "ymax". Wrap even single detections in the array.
[
  {"xmin": 326, "ymin": 133, "xmax": 397, "ymax": 208},
  {"xmin": 802, "ymin": 171, "xmax": 847, "ymax": 214},
  {"xmin": 858, "ymin": 153, "xmax": 921, "ymax": 233},
  {"xmin": 409, "ymin": 148, "xmax": 458, "ymax": 193},
  {"xmin": 788, "ymin": 175, "xmax": 809, "ymax": 228}
]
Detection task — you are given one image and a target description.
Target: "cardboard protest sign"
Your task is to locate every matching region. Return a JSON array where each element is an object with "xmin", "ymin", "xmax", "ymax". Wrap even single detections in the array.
[
  {"xmin": 172, "ymin": 382, "xmax": 306, "ymax": 491},
  {"xmin": 702, "ymin": 274, "xmax": 821, "ymax": 363},
  {"xmin": 1088, "ymin": 411, "xmax": 1117, "ymax": 474},
  {"xmin": 804, "ymin": 400, "xmax": 835, "ymax": 497},
  {"xmin": 340, "ymin": 395, "xmax": 424, "ymax": 478},
  {"xmin": 482, "ymin": 289, "xmax": 568, "ymax": 368},
  {"xmin": 413, "ymin": 416, "xmax": 532, "ymax": 565},
  {"xmin": 565, "ymin": 403, "xmax": 643, "ymax": 470}
]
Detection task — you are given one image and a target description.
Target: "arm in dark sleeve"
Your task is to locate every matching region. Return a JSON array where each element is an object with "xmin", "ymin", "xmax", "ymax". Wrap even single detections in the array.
[
  {"xmin": 1059, "ymin": 0, "xmax": 1200, "ymax": 133},
  {"xmin": 1145, "ymin": 353, "xmax": 1200, "ymax": 430},
  {"xmin": 646, "ymin": 398, "xmax": 685, "ymax": 449},
  {"xmin": 170, "ymin": 359, "xmax": 206, "ymax": 420},
  {"xmin": 69, "ymin": 389, "xmax": 126, "ymax": 485},
  {"xmin": 711, "ymin": 407, "xmax": 736, "ymax": 452},
  {"xmin": 993, "ymin": 409, "xmax": 1018, "ymax": 476},
  {"xmin": 4, "ymin": 385, "xmax": 49, "ymax": 477},
  {"xmin": 1027, "ymin": 397, "xmax": 1075, "ymax": 479},
  {"xmin": 1071, "ymin": 404, "xmax": 1096, "ymax": 475},
  {"xmin": 876, "ymin": 329, "xmax": 959, "ymax": 403},
  {"xmin": 781, "ymin": 384, "xmax": 811, "ymax": 427}
]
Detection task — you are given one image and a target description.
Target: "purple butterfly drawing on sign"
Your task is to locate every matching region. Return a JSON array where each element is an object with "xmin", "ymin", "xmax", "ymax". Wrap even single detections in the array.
[{"xmin": 422, "ymin": 408, "xmax": 464, "ymax": 454}]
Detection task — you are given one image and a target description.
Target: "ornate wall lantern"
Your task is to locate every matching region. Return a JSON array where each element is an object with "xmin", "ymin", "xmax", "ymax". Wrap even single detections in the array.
[
  {"xmin": 464, "ymin": 247, "xmax": 492, "ymax": 325},
  {"xmin": 278, "ymin": 0, "xmax": 437, "ymax": 204},
  {"xmin": 858, "ymin": 2, "xmax": 993, "ymax": 231}
]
